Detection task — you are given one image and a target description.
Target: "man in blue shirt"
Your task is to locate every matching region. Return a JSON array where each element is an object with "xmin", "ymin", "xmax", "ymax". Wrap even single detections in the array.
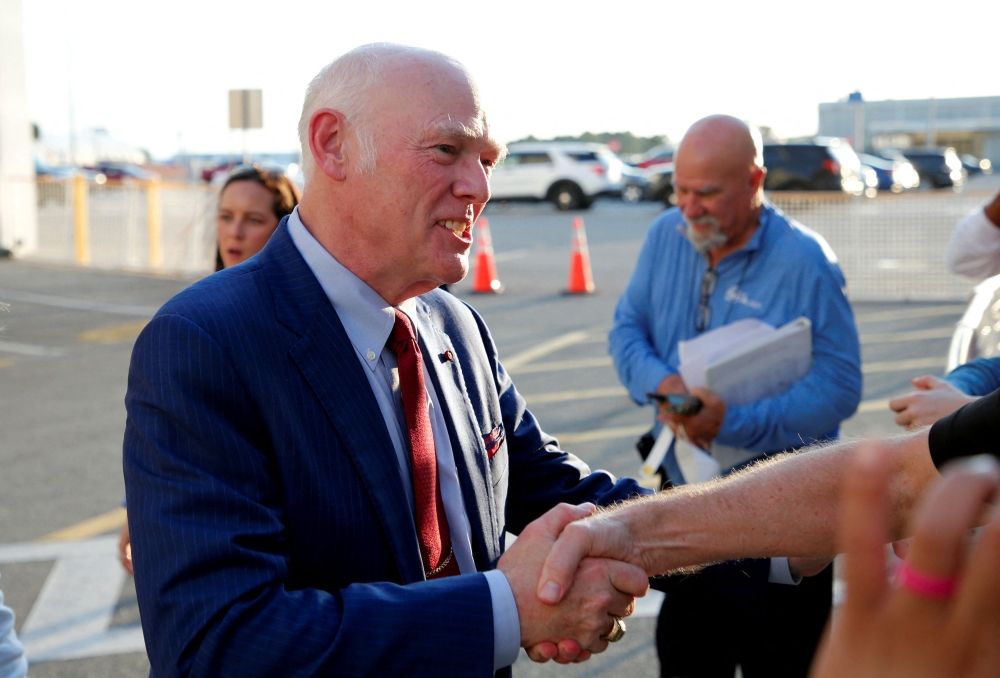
[{"xmin": 609, "ymin": 115, "xmax": 862, "ymax": 678}]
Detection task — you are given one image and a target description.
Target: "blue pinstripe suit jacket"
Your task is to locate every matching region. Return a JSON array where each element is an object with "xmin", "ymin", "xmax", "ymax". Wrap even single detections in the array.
[{"xmin": 123, "ymin": 220, "xmax": 645, "ymax": 677}]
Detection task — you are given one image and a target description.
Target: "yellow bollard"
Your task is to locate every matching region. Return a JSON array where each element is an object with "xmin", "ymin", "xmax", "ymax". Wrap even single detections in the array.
[
  {"xmin": 72, "ymin": 174, "xmax": 90, "ymax": 265},
  {"xmin": 146, "ymin": 179, "xmax": 163, "ymax": 269}
]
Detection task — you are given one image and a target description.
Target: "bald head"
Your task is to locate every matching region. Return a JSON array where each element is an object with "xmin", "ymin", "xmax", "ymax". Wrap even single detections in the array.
[
  {"xmin": 675, "ymin": 115, "xmax": 763, "ymax": 176},
  {"xmin": 672, "ymin": 115, "xmax": 768, "ymax": 262},
  {"xmin": 298, "ymin": 43, "xmax": 487, "ymax": 181}
]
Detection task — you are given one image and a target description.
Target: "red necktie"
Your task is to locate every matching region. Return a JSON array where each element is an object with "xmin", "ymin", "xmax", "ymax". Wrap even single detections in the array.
[{"xmin": 388, "ymin": 309, "xmax": 459, "ymax": 579}]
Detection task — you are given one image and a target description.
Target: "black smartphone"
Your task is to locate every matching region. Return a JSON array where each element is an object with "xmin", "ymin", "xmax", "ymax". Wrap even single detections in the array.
[{"xmin": 646, "ymin": 392, "xmax": 703, "ymax": 416}]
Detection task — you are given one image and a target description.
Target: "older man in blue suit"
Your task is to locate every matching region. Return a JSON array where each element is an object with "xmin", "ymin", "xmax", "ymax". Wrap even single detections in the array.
[{"xmin": 123, "ymin": 44, "xmax": 649, "ymax": 677}]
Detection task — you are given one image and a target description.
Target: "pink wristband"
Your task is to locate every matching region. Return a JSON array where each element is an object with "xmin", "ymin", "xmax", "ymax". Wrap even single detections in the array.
[{"xmin": 895, "ymin": 560, "xmax": 958, "ymax": 599}]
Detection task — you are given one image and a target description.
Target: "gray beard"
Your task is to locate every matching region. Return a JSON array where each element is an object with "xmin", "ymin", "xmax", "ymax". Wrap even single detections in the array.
[{"xmin": 681, "ymin": 215, "xmax": 728, "ymax": 253}]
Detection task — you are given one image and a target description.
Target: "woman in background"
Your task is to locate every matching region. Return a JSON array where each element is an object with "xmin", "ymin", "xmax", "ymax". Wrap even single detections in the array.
[{"xmin": 118, "ymin": 165, "xmax": 299, "ymax": 575}]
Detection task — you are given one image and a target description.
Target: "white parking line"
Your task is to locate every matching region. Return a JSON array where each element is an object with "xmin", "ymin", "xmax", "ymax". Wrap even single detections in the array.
[
  {"xmin": 0, "ymin": 537, "xmax": 144, "ymax": 662},
  {"xmin": 503, "ymin": 330, "xmax": 594, "ymax": 371},
  {"xmin": 0, "ymin": 289, "xmax": 158, "ymax": 317},
  {"xmin": 0, "ymin": 340, "xmax": 65, "ymax": 357}
]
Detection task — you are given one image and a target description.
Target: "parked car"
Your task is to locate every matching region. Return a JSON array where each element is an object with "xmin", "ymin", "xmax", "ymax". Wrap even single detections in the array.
[
  {"xmin": 857, "ymin": 152, "xmax": 920, "ymax": 192},
  {"xmin": 489, "ymin": 141, "xmax": 624, "ymax": 210},
  {"xmin": 947, "ymin": 272, "xmax": 1000, "ymax": 372},
  {"xmin": 34, "ymin": 161, "xmax": 107, "ymax": 205},
  {"xmin": 628, "ymin": 144, "xmax": 674, "ymax": 170},
  {"xmin": 894, "ymin": 148, "xmax": 966, "ymax": 189},
  {"xmin": 84, "ymin": 162, "xmax": 160, "ymax": 184},
  {"xmin": 620, "ymin": 165, "xmax": 648, "ymax": 203},
  {"xmin": 762, "ymin": 139, "xmax": 866, "ymax": 194},
  {"xmin": 961, "ymin": 153, "xmax": 993, "ymax": 176}
]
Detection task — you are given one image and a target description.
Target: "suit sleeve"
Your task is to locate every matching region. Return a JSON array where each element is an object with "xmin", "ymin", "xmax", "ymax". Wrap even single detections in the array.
[
  {"xmin": 124, "ymin": 313, "xmax": 494, "ymax": 678},
  {"xmin": 944, "ymin": 357, "xmax": 1000, "ymax": 396},
  {"xmin": 715, "ymin": 259, "xmax": 863, "ymax": 452},
  {"xmin": 461, "ymin": 308, "xmax": 650, "ymax": 535}
]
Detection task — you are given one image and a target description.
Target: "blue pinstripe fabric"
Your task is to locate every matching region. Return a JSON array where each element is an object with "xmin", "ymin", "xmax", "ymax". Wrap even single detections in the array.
[{"xmin": 124, "ymin": 219, "xmax": 646, "ymax": 677}]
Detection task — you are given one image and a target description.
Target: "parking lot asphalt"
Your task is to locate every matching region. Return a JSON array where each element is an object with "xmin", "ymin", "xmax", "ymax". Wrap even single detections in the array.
[{"xmin": 0, "ymin": 199, "xmax": 969, "ymax": 677}]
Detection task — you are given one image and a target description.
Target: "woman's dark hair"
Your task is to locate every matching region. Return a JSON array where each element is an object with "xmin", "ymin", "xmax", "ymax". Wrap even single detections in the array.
[{"xmin": 215, "ymin": 165, "xmax": 301, "ymax": 271}]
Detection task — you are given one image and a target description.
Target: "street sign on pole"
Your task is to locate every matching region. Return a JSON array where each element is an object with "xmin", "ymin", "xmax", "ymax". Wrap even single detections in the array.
[
  {"xmin": 229, "ymin": 90, "xmax": 263, "ymax": 129},
  {"xmin": 229, "ymin": 89, "xmax": 262, "ymax": 163}
]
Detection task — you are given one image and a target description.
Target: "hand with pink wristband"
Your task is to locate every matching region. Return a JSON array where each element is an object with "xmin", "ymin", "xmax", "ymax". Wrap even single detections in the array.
[{"xmin": 810, "ymin": 444, "xmax": 1000, "ymax": 678}]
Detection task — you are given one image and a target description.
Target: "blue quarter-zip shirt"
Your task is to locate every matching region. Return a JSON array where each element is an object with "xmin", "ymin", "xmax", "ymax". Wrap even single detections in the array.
[{"xmin": 610, "ymin": 202, "xmax": 862, "ymax": 457}]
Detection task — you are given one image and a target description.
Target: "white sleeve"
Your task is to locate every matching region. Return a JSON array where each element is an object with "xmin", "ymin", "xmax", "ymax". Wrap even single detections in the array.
[
  {"xmin": 946, "ymin": 208, "xmax": 1000, "ymax": 281},
  {"xmin": 0, "ymin": 587, "xmax": 27, "ymax": 678},
  {"xmin": 484, "ymin": 569, "xmax": 521, "ymax": 671},
  {"xmin": 767, "ymin": 557, "xmax": 802, "ymax": 586}
]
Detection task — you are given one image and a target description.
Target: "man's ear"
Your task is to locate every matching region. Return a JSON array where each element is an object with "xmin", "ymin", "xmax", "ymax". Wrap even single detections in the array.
[
  {"xmin": 309, "ymin": 108, "xmax": 349, "ymax": 181},
  {"xmin": 750, "ymin": 165, "xmax": 766, "ymax": 193}
]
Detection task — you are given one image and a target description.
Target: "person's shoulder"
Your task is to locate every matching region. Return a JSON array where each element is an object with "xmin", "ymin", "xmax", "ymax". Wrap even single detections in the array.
[
  {"xmin": 154, "ymin": 260, "xmax": 270, "ymax": 329},
  {"xmin": 766, "ymin": 204, "xmax": 840, "ymax": 267}
]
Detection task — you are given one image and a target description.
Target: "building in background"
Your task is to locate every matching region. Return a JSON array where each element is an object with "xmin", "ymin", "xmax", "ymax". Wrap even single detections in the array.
[
  {"xmin": 0, "ymin": 0, "xmax": 37, "ymax": 256},
  {"xmin": 819, "ymin": 94, "xmax": 1000, "ymax": 164}
]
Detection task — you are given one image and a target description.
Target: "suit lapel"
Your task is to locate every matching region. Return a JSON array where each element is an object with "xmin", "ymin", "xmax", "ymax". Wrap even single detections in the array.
[
  {"xmin": 414, "ymin": 307, "xmax": 502, "ymax": 569},
  {"xmin": 261, "ymin": 223, "xmax": 424, "ymax": 583}
]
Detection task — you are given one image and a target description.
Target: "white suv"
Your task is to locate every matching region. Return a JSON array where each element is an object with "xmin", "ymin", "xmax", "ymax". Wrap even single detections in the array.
[{"xmin": 489, "ymin": 141, "xmax": 624, "ymax": 210}]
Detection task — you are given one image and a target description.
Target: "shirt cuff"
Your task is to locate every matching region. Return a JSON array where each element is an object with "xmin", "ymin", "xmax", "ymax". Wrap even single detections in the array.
[
  {"xmin": 484, "ymin": 569, "xmax": 521, "ymax": 671},
  {"xmin": 768, "ymin": 557, "xmax": 802, "ymax": 586}
]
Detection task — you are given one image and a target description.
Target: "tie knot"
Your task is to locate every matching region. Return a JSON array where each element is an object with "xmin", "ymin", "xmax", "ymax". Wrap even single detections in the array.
[{"xmin": 389, "ymin": 309, "xmax": 416, "ymax": 353}]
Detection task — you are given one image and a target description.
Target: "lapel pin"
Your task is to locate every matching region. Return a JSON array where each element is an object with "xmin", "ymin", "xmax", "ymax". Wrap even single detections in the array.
[{"xmin": 440, "ymin": 350, "xmax": 455, "ymax": 363}]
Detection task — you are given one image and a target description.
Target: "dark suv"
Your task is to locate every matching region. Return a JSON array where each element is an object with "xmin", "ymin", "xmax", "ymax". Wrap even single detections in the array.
[
  {"xmin": 763, "ymin": 141, "xmax": 864, "ymax": 193},
  {"xmin": 895, "ymin": 148, "xmax": 967, "ymax": 189}
]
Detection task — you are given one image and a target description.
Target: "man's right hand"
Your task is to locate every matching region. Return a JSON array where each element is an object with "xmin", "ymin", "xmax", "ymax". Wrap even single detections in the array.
[
  {"xmin": 888, "ymin": 375, "xmax": 977, "ymax": 430},
  {"xmin": 497, "ymin": 504, "xmax": 649, "ymax": 662}
]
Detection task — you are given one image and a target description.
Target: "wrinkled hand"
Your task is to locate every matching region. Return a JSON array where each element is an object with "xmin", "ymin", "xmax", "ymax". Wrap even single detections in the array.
[
  {"xmin": 888, "ymin": 375, "xmax": 976, "ymax": 430},
  {"xmin": 809, "ymin": 444, "xmax": 1000, "ymax": 678},
  {"xmin": 118, "ymin": 521, "xmax": 133, "ymax": 576},
  {"xmin": 534, "ymin": 507, "xmax": 649, "ymax": 612},
  {"xmin": 499, "ymin": 503, "xmax": 648, "ymax": 664}
]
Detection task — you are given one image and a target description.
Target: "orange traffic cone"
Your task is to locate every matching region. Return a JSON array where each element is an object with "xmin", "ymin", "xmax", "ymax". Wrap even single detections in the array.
[
  {"xmin": 472, "ymin": 217, "xmax": 503, "ymax": 294},
  {"xmin": 566, "ymin": 216, "xmax": 595, "ymax": 294}
]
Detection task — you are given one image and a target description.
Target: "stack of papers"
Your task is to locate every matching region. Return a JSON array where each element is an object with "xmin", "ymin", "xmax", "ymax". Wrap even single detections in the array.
[{"xmin": 678, "ymin": 317, "xmax": 812, "ymax": 405}]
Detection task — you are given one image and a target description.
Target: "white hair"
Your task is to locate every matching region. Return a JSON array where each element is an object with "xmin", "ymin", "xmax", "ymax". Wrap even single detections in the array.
[{"xmin": 297, "ymin": 43, "xmax": 463, "ymax": 182}]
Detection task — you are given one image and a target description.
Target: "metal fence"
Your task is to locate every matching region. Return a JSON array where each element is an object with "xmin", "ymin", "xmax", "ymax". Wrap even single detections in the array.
[
  {"xmin": 34, "ymin": 177, "xmax": 217, "ymax": 275},
  {"xmin": 21, "ymin": 178, "xmax": 999, "ymax": 300},
  {"xmin": 769, "ymin": 189, "xmax": 990, "ymax": 301}
]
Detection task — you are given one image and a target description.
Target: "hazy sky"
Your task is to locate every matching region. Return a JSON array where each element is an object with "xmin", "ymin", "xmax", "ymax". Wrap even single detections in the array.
[{"xmin": 20, "ymin": 0, "xmax": 1000, "ymax": 159}]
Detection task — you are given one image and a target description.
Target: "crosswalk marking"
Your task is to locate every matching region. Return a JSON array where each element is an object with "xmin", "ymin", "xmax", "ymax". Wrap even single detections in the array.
[{"xmin": 0, "ymin": 537, "xmax": 144, "ymax": 662}]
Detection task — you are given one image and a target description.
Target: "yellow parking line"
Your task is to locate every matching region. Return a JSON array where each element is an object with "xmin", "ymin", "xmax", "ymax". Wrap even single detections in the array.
[
  {"xmin": 0, "ymin": 358, "xmax": 11, "ymax": 369},
  {"xmin": 860, "ymin": 327, "xmax": 955, "ymax": 344},
  {"xmin": 524, "ymin": 386, "xmax": 628, "ymax": 404},
  {"xmin": 510, "ymin": 357, "xmax": 613, "ymax": 374},
  {"xmin": 862, "ymin": 357, "xmax": 945, "ymax": 374},
  {"xmin": 77, "ymin": 319, "xmax": 148, "ymax": 344},
  {"xmin": 37, "ymin": 507, "xmax": 127, "ymax": 542},
  {"xmin": 553, "ymin": 425, "xmax": 648, "ymax": 445},
  {"xmin": 855, "ymin": 305, "xmax": 965, "ymax": 323}
]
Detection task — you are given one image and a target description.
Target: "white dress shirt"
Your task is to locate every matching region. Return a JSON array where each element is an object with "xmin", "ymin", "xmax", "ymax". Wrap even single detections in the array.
[
  {"xmin": 287, "ymin": 209, "xmax": 520, "ymax": 670},
  {"xmin": 946, "ymin": 207, "xmax": 1000, "ymax": 281}
]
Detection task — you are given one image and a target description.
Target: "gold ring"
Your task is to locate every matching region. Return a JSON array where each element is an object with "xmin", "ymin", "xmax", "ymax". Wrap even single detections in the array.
[{"xmin": 600, "ymin": 615, "xmax": 626, "ymax": 642}]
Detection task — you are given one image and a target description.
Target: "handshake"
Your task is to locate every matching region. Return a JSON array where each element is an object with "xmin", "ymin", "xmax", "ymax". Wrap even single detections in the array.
[{"xmin": 498, "ymin": 443, "xmax": 1000, "ymax": 676}]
